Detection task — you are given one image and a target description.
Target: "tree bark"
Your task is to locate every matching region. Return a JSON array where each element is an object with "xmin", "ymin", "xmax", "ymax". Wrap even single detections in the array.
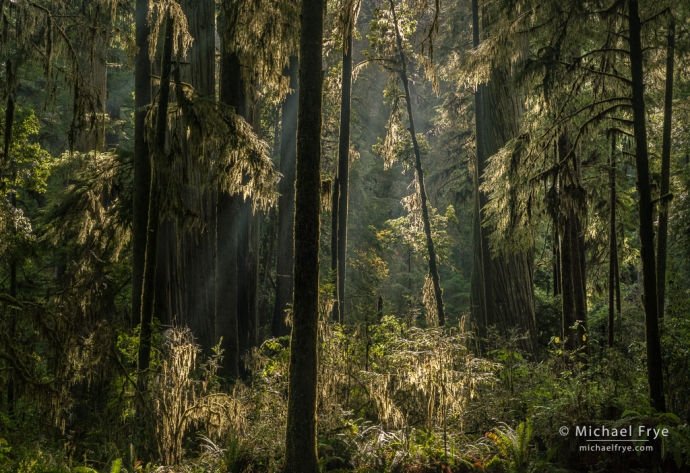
[
  {"xmin": 216, "ymin": 14, "xmax": 241, "ymax": 378},
  {"xmin": 628, "ymin": 0, "xmax": 665, "ymax": 412},
  {"xmin": 138, "ymin": 7, "xmax": 174, "ymax": 407},
  {"xmin": 177, "ymin": 0, "xmax": 217, "ymax": 354},
  {"xmin": 389, "ymin": 0, "xmax": 445, "ymax": 326},
  {"xmin": 471, "ymin": 1, "xmax": 537, "ymax": 353},
  {"xmin": 331, "ymin": 175, "xmax": 339, "ymax": 321},
  {"xmin": 656, "ymin": 20, "xmax": 674, "ymax": 322},
  {"xmin": 480, "ymin": 61, "xmax": 537, "ymax": 355},
  {"xmin": 133, "ymin": 0, "xmax": 152, "ymax": 329},
  {"xmin": 336, "ymin": 30, "xmax": 354, "ymax": 324},
  {"xmin": 609, "ymin": 133, "xmax": 618, "ymax": 347},
  {"xmin": 4, "ymin": 58, "xmax": 16, "ymax": 412},
  {"xmin": 282, "ymin": 0, "xmax": 324, "ymax": 466},
  {"xmin": 273, "ymin": 56, "xmax": 299, "ymax": 336}
]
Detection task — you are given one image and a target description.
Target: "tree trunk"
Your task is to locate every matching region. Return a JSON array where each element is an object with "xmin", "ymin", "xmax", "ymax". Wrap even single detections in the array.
[
  {"xmin": 133, "ymin": 0, "xmax": 152, "ymax": 329},
  {"xmin": 272, "ymin": 56, "xmax": 299, "ymax": 337},
  {"xmin": 481, "ymin": 66, "xmax": 537, "ymax": 354},
  {"xmin": 331, "ymin": 175, "xmax": 339, "ymax": 321},
  {"xmin": 571, "ymin": 204, "xmax": 587, "ymax": 350},
  {"xmin": 216, "ymin": 15, "xmax": 241, "ymax": 378},
  {"xmin": 628, "ymin": 0, "xmax": 665, "ymax": 412},
  {"xmin": 176, "ymin": 0, "xmax": 217, "ymax": 354},
  {"xmin": 553, "ymin": 230, "xmax": 561, "ymax": 297},
  {"xmin": 560, "ymin": 206, "xmax": 577, "ymax": 351},
  {"xmin": 4, "ymin": 58, "xmax": 16, "ymax": 413},
  {"xmin": 608, "ymin": 133, "xmax": 618, "ymax": 348},
  {"xmin": 336, "ymin": 30, "xmax": 354, "ymax": 324},
  {"xmin": 389, "ymin": 0, "xmax": 445, "ymax": 326},
  {"xmin": 656, "ymin": 20, "xmax": 674, "ymax": 322},
  {"xmin": 471, "ymin": 1, "xmax": 537, "ymax": 352},
  {"xmin": 237, "ymin": 100, "xmax": 261, "ymax": 367},
  {"xmin": 470, "ymin": 0, "xmax": 492, "ymax": 342},
  {"xmin": 282, "ymin": 0, "xmax": 324, "ymax": 466},
  {"xmin": 138, "ymin": 6, "xmax": 174, "ymax": 410}
]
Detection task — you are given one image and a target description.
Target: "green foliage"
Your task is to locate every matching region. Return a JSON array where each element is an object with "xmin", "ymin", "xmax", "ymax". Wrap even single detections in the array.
[
  {"xmin": 486, "ymin": 420, "xmax": 534, "ymax": 473},
  {"xmin": 1, "ymin": 107, "xmax": 55, "ymax": 195}
]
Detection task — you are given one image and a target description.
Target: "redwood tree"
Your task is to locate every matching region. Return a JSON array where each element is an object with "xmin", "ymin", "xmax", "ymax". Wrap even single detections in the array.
[
  {"xmin": 628, "ymin": 0, "xmax": 665, "ymax": 412},
  {"xmin": 282, "ymin": 0, "xmax": 324, "ymax": 466}
]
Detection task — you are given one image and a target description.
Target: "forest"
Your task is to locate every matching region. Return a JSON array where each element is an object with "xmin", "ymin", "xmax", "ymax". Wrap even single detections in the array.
[{"xmin": 0, "ymin": 0, "xmax": 690, "ymax": 471}]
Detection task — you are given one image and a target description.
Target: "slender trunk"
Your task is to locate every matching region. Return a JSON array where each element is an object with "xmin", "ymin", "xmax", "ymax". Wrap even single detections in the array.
[
  {"xmin": 628, "ymin": 0, "xmax": 665, "ymax": 412},
  {"xmin": 272, "ymin": 56, "xmax": 298, "ymax": 337},
  {"xmin": 237, "ymin": 96, "xmax": 261, "ymax": 363},
  {"xmin": 282, "ymin": 0, "xmax": 324, "ymax": 466},
  {"xmin": 331, "ymin": 175, "xmax": 339, "ymax": 321},
  {"xmin": 572, "ymin": 149, "xmax": 587, "ymax": 351},
  {"xmin": 571, "ymin": 204, "xmax": 587, "ymax": 349},
  {"xmin": 389, "ymin": 0, "xmax": 445, "ymax": 325},
  {"xmin": 133, "ymin": 0, "xmax": 152, "ymax": 329},
  {"xmin": 4, "ymin": 58, "xmax": 16, "ymax": 412},
  {"xmin": 558, "ymin": 132, "xmax": 586, "ymax": 351},
  {"xmin": 561, "ymin": 209, "xmax": 577, "ymax": 351},
  {"xmin": 609, "ymin": 133, "xmax": 617, "ymax": 347},
  {"xmin": 657, "ymin": 20, "xmax": 674, "ymax": 321},
  {"xmin": 470, "ymin": 0, "xmax": 489, "ymax": 340},
  {"xmin": 553, "ymin": 230, "xmax": 561, "ymax": 296},
  {"xmin": 2, "ymin": 59, "xmax": 15, "ymax": 187},
  {"xmin": 138, "ymin": 8, "xmax": 174, "ymax": 403},
  {"xmin": 336, "ymin": 30, "xmax": 354, "ymax": 324}
]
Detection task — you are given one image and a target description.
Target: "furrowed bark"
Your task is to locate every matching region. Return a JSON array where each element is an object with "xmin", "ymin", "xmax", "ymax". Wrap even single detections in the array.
[
  {"xmin": 179, "ymin": 0, "xmax": 217, "ymax": 354},
  {"xmin": 273, "ymin": 56, "xmax": 299, "ymax": 336},
  {"xmin": 282, "ymin": 0, "xmax": 324, "ymax": 466},
  {"xmin": 656, "ymin": 20, "xmax": 674, "ymax": 321},
  {"xmin": 481, "ymin": 62, "xmax": 537, "ymax": 355},
  {"xmin": 389, "ymin": 0, "xmax": 445, "ymax": 326},
  {"xmin": 628, "ymin": 0, "xmax": 665, "ymax": 412},
  {"xmin": 472, "ymin": 2, "xmax": 536, "ymax": 353}
]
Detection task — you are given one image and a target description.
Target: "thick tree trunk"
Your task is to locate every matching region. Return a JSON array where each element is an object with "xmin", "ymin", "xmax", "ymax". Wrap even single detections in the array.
[
  {"xmin": 481, "ymin": 65, "xmax": 537, "ymax": 354},
  {"xmin": 272, "ymin": 57, "xmax": 299, "ymax": 336},
  {"xmin": 389, "ymin": 0, "xmax": 445, "ymax": 326},
  {"xmin": 656, "ymin": 20, "xmax": 674, "ymax": 322},
  {"xmin": 628, "ymin": 0, "xmax": 665, "ymax": 412},
  {"xmin": 609, "ymin": 133, "xmax": 618, "ymax": 348},
  {"xmin": 336, "ymin": 31, "xmax": 354, "ymax": 324},
  {"xmin": 216, "ymin": 17, "xmax": 242, "ymax": 378},
  {"xmin": 471, "ymin": 1, "xmax": 536, "ymax": 352},
  {"xmin": 282, "ymin": 0, "xmax": 324, "ymax": 466},
  {"xmin": 133, "ymin": 0, "xmax": 152, "ymax": 329},
  {"xmin": 138, "ymin": 7, "xmax": 174, "ymax": 406},
  {"xmin": 176, "ymin": 0, "xmax": 217, "ymax": 354}
]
